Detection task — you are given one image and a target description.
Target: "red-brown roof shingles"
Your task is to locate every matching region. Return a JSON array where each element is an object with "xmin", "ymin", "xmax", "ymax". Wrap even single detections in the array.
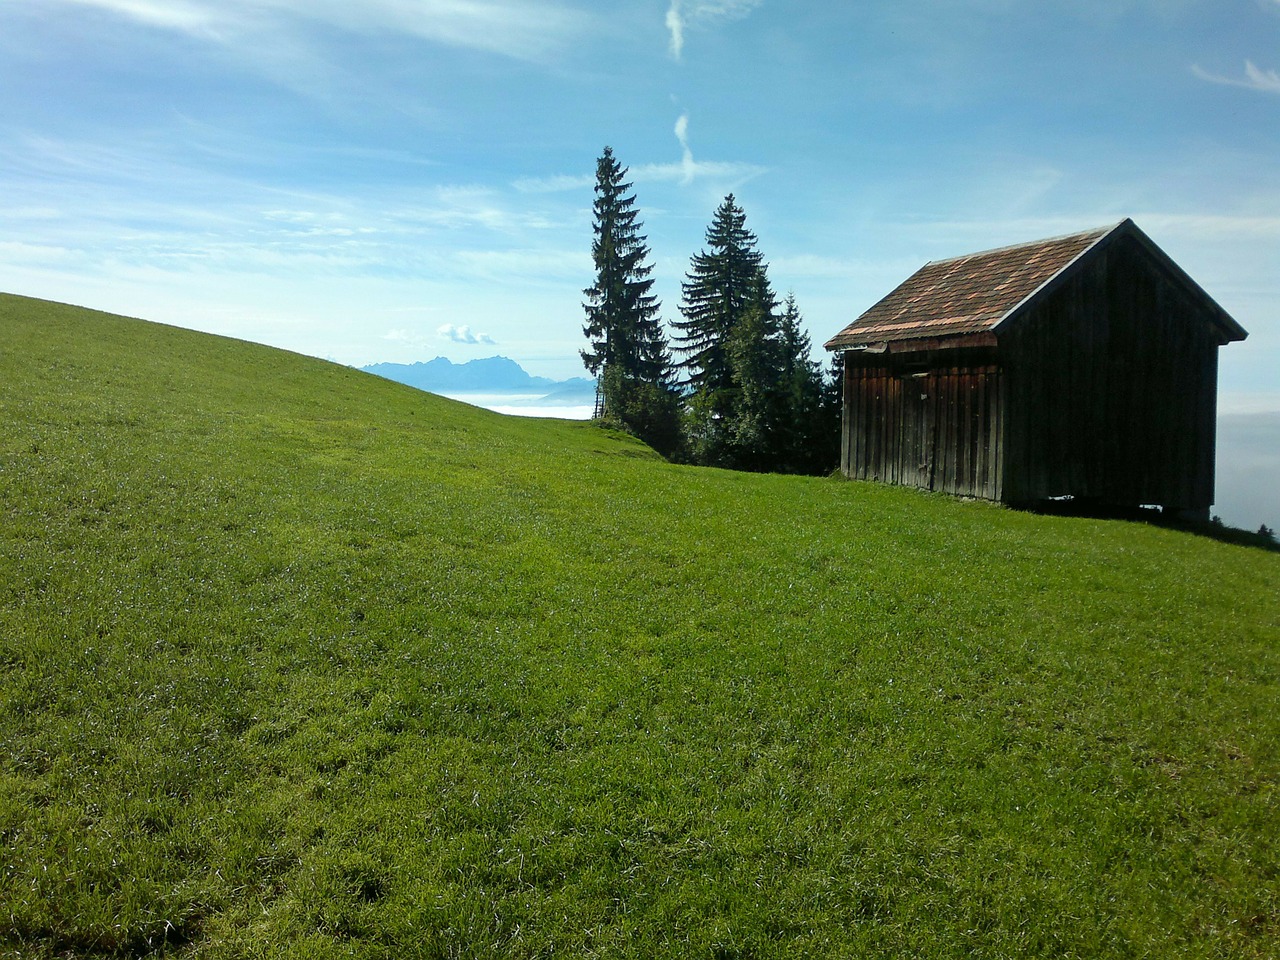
[{"xmin": 825, "ymin": 225, "xmax": 1114, "ymax": 349}]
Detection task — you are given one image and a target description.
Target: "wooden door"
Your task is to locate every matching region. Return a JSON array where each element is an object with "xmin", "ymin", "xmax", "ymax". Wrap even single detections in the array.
[{"xmin": 902, "ymin": 372, "xmax": 936, "ymax": 491}]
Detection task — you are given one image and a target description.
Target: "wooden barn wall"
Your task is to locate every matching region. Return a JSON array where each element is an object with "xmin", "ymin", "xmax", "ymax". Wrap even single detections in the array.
[
  {"xmin": 841, "ymin": 356, "xmax": 1004, "ymax": 499},
  {"xmin": 998, "ymin": 234, "xmax": 1222, "ymax": 509}
]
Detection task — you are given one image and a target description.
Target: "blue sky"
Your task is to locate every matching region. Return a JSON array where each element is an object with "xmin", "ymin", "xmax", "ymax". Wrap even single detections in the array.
[{"xmin": 1, "ymin": 0, "xmax": 1277, "ymax": 411}]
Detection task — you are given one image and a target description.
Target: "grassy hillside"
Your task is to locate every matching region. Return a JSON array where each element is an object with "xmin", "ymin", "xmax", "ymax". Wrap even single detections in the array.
[{"xmin": 2, "ymin": 292, "xmax": 1278, "ymax": 959}]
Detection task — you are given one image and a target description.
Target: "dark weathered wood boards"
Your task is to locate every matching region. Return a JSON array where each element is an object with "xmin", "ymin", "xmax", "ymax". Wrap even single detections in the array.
[
  {"xmin": 842, "ymin": 360, "xmax": 1004, "ymax": 500},
  {"xmin": 826, "ymin": 220, "xmax": 1247, "ymax": 513}
]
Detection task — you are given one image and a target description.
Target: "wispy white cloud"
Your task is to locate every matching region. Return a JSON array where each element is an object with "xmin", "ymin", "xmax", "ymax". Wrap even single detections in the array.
[
  {"xmin": 0, "ymin": 128, "xmax": 591, "ymax": 295},
  {"xmin": 512, "ymin": 122, "xmax": 765, "ymax": 195},
  {"xmin": 521, "ymin": 158, "xmax": 765, "ymax": 190},
  {"xmin": 634, "ymin": 159, "xmax": 767, "ymax": 185},
  {"xmin": 384, "ymin": 328, "xmax": 427, "ymax": 346},
  {"xmin": 388, "ymin": 188, "xmax": 565, "ymax": 234},
  {"xmin": 437, "ymin": 323, "xmax": 496, "ymax": 345},
  {"xmin": 674, "ymin": 113, "xmax": 695, "ymax": 184},
  {"xmin": 37, "ymin": 0, "xmax": 589, "ymax": 62},
  {"xmin": 665, "ymin": 2, "xmax": 686, "ymax": 58},
  {"xmin": 636, "ymin": 113, "xmax": 765, "ymax": 187},
  {"xmin": 513, "ymin": 173, "xmax": 595, "ymax": 194},
  {"xmin": 297, "ymin": 0, "xmax": 588, "ymax": 62},
  {"xmin": 1192, "ymin": 60, "xmax": 1280, "ymax": 94},
  {"xmin": 449, "ymin": 248, "xmax": 587, "ymax": 283},
  {"xmin": 665, "ymin": 0, "xmax": 763, "ymax": 60},
  {"xmin": 53, "ymin": 0, "xmax": 221, "ymax": 35}
]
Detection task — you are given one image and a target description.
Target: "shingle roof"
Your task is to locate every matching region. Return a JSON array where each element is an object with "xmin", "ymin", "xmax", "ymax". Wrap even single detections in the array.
[{"xmin": 825, "ymin": 224, "xmax": 1115, "ymax": 350}]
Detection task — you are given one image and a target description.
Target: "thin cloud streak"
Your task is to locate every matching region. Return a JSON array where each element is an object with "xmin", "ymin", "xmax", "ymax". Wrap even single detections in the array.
[
  {"xmin": 1192, "ymin": 60, "xmax": 1280, "ymax": 94},
  {"xmin": 666, "ymin": 1, "xmax": 685, "ymax": 58},
  {"xmin": 515, "ymin": 162, "xmax": 767, "ymax": 194},
  {"xmin": 0, "ymin": 145, "xmax": 585, "ymax": 287},
  {"xmin": 512, "ymin": 139, "xmax": 765, "ymax": 196},
  {"xmin": 665, "ymin": 0, "xmax": 763, "ymax": 60},
  {"xmin": 36, "ymin": 0, "xmax": 588, "ymax": 62},
  {"xmin": 53, "ymin": 0, "xmax": 221, "ymax": 35},
  {"xmin": 513, "ymin": 173, "xmax": 595, "ymax": 194},
  {"xmin": 674, "ymin": 114, "xmax": 695, "ymax": 184},
  {"xmin": 632, "ymin": 160, "xmax": 766, "ymax": 186},
  {"xmin": 383, "ymin": 327, "xmax": 434, "ymax": 349}
]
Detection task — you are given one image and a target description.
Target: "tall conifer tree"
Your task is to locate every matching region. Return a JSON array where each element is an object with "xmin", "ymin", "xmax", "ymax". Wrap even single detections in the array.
[
  {"xmin": 581, "ymin": 147, "xmax": 680, "ymax": 454},
  {"xmin": 724, "ymin": 274, "xmax": 785, "ymax": 470},
  {"xmin": 674, "ymin": 195, "xmax": 777, "ymax": 465},
  {"xmin": 673, "ymin": 195, "xmax": 765, "ymax": 410},
  {"xmin": 581, "ymin": 146, "xmax": 668, "ymax": 417},
  {"xmin": 817, "ymin": 349, "xmax": 845, "ymax": 472},
  {"xmin": 674, "ymin": 196, "xmax": 838, "ymax": 473},
  {"xmin": 775, "ymin": 293, "xmax": 830, "ymax": 473}
]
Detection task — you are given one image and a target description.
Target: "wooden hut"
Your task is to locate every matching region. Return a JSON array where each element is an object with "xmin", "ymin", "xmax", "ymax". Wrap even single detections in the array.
[{"xmin": 824, "ymin": 219, "xmax": 1247, "ymax": 516}]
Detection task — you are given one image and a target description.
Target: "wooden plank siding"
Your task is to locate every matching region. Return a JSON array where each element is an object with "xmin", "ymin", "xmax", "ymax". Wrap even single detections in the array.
[
  {"xmin": 997, "ymin": 232, "xmax": 1222, "ymax": 509},
  {"xmin": 841, "ymin": 357, "xmax": 1003, "ymax": 499},
  {"xmin": 830, "ymin": 221, "xmax": 1243, "ymax": 512}
]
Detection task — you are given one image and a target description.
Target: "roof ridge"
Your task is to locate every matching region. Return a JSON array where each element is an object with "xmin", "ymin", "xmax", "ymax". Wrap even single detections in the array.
[
  {"xmin": 824, "ymin": 217, "xmax": 1245, "ymax": 352},
  {"xmin": 922, "ymin": 221, "xmax": 1124, "ymax": 268},
  {"xmin": 989, "ymin": 222, "xmax": 1126, "ymax": 331}
]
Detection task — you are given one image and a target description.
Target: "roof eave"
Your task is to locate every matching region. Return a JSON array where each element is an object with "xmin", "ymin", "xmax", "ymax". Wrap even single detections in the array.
[
  {"xmin": 828, "ymin": 331, "xmax": 999, "ymax": 355},
  {"xmin": 1120, "ymin": 220, "xmax": 1249, "ymax": 342}
]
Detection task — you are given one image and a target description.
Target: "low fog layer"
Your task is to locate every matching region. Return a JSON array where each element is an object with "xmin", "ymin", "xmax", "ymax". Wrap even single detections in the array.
[{"xmin": 1215, "ymin": 413, "xmax": 1280, "ymax": 533}]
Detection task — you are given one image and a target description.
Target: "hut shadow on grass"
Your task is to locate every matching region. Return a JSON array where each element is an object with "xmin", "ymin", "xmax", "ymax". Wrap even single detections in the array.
[{"xmin": 1015, "ymin": 498, "xmax": 1280, "ymax": 553}]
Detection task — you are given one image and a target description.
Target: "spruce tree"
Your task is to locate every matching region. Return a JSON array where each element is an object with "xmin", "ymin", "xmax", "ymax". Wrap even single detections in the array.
[
  {"xmin": 820, "ymin": 350, "xmax": 844, "ymax": 471},
  {"xmin": 581, "ymin": 147, "xmax": 680, "ymax": 455},
  {"xmin": 674, "ymin": 195, "xmax": 770, "ymax": 464},
  {"xmin": 675, "ymin": 199, "xmax": 837, "ymax": 473},
  {"xmin": 673, "ymin": 195, "xmax": 765, "ymax": 413},
  {"xmin": 724, "ymin": 276, "xmax": 784, "ymax": 470},
  {"xmin": 581, "ymin": 147, "xmax": 669, "ymax": 414},
  {"xmin": 773, "ymin": 293, "xmax": 825, "ymax": 473}
]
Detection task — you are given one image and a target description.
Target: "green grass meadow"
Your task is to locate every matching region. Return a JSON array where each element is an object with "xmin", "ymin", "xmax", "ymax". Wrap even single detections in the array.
[{"xmin": 2, "ymin": 292, "xmax": 1278, "ymax": 957}]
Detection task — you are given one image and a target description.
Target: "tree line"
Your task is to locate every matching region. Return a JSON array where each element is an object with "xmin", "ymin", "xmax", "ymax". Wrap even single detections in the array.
[{"xmin": 581, "ymin": 146, "xmax": 841, "ymax": 474}]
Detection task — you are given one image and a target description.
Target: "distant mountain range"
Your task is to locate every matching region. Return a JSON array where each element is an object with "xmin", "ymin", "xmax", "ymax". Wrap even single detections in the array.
[{"xmin": 361, "ymin": 356, "xmax": 596, "ymax": 404}]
